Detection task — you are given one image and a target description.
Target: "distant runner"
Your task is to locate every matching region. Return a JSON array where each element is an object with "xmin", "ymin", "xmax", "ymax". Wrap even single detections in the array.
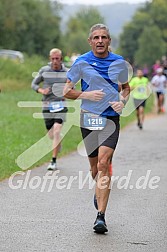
[
  {"xmin": 151, "ymin": 67, "xmax": 167, "ymax": 113},
  {"xmin": 31, "ymin": 48, "xmax": 68, "ymax": 170},
  {"xmin": 129, "ymin": 69, "xmax": 150, "ymax": 129}
]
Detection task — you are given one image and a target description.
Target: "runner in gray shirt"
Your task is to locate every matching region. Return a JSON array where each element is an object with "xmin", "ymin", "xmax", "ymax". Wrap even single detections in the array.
[{"xmin": 31, "ymin": 48, "xmax": 68, "ymax": 170}]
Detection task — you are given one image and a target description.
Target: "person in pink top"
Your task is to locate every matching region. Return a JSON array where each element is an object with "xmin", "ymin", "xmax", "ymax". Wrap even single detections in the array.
[{"xmin": 152, "ymin": 60, "xmax": 161, "ymax": 76}]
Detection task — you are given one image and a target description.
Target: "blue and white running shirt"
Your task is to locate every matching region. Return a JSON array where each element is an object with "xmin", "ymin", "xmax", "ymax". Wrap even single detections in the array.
[{"xmin": 67, "ymin": 51, "xmax": 127, "ymax": 116}]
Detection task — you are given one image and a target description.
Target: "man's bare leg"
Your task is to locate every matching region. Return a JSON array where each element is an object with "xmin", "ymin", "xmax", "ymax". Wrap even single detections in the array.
[{"xmin": 47, "ymin": 123, "xmax": 62, "ymax": 170}]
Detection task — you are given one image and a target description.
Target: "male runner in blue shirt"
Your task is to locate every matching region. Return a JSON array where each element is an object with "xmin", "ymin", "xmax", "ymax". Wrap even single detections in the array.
[{"xmin": 63, "ymin": 24, "xmax": 130, "ymax": 234}]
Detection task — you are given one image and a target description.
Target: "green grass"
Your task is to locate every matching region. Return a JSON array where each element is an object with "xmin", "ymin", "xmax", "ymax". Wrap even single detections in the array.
[
  {"xmin": 0, "ymin": 89, "xmax": 82, "ymax": 180},
  {"xmin": 0, "ymin": 57, "xmax": 154, "ymax": 180}
]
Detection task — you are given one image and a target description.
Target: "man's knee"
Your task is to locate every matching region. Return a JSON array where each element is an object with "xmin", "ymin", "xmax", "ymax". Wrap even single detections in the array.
[
  {"xmin": 53, "ymin": 123, "xmax": 62, "ymax": 135},
  {"xmin": 97, "ymin": 159, "xmax": 110, "ymax": 174}
]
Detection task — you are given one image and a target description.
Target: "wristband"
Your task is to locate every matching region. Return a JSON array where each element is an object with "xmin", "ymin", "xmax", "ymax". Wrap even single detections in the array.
[{"xmin": 120, "ymin": 99, "xmax": 127, "ymax": 106}]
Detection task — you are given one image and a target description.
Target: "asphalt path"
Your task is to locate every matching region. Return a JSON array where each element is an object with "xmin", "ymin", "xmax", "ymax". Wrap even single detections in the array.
[{"xmin": 0, "ymin": 106, "xmax": 167, "ymax": 251}]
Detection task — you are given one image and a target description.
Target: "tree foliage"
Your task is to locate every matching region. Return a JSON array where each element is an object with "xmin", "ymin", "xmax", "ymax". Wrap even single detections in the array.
[
  {"xmin": 119, "ymin": 0, "xmax": 167, "ymax": 66},
  {"xmin": 63, "ymin": 7, "xmax": 105, "ymax": 55},
  {"xmin": 0, "ymin": 0, "xmax": 62, "ymax": 56},
  {"xmin": 134, "ymin": 25, "xmax": 166, "ymax": 66},
  {"xmin": 0, "ymin": 1, "xmax": 105, "ymax": 57}
]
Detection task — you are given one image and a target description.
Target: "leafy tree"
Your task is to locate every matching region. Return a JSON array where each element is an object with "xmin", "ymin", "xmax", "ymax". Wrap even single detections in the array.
[
  {"xmin": 0, "ymin": 0, "xmax": 23, "ymax": 49},
  {"xmin": 150, "ymin": 0, "xmax": 167, "ymax": 52},
  {"xmin": 119, "ymin": 0, "xmax": 167, "ymax": 66},
  {"xmin": 63, "ymin": 7, "xmax": 105, "ymax": 55},
  {"xmin": 119, "ymin": 10, "xmax": 153, "ymax": 63},
  {"xmin": 0, "ymin": 0, "xmax": 62, "ymax": 56},
  {"xmin": 134, "ymin": 25, "xmax": 166, "ymax": 66}
]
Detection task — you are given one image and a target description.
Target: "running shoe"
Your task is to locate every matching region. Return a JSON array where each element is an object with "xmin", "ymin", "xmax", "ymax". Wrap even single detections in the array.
[
  {"xmin": 93, "ymin": 212, "xmax": 108, "ymax": 234},
  {"xmin": 137, "ymin": 121, "xmax": 143, "ymax": 129},
  {"xmin": 139, "ymin": 123, "xmax": 143, "ymax": 130},
  {"xmin": 47, "ymin": 161, "xmax": 57, "ymax": 170}
]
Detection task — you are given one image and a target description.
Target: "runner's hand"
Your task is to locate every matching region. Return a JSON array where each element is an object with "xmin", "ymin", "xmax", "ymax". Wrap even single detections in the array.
[
  {"xmin": 109, "ymin": 101, "xmax": 124, "ymax": 113},
  {"xmin": 85, "ymin": 89, "xmax": 105, "ymax": 101},
  {"xmin": 38, "ymin": 87, "xmax": 51, "ymax": 95}
]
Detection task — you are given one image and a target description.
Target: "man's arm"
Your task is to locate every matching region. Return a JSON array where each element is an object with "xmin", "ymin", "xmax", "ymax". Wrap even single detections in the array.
[
  {"xmin": 151, "ymin": 76, "xmax": 156, "ymax": 86},
  {"xmin": 31, "ymin": 69, "xmax": 50, "ymax": 95},
  {"xmin": 109, "ymin": 82, "xmax": 130, "ymax": 113},
  {"xmin": 119, "ymin": 82, "xmax": 131, "ymax": 104},
  {"xmin": 31, "ymin": 69, "xmax": 43, "ymax": 92},
  {"xmin": 164, "ymin": 77, "xmax": 167, "ymax": 88},
  {"xmin": 63, "ymin": 79, "xmax": 105, "ymax": 101}
]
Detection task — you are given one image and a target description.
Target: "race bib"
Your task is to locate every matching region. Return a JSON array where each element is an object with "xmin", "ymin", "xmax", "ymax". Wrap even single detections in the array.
[
  {"xmin": 49, "ymin": 101, "xmax": 64, "ymax": 112},
  {"xmin": 138, "ymin": 87, "xmax": 145, "ymax": 93},
  {"xmin": 83, "ymin": 113, "xmax": 106, "ymax": 130}
]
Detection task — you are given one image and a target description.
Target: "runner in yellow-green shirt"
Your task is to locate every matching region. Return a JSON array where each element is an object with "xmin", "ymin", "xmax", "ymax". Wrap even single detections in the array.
[{"xmin": 129, "ymin": 69, "xmax": 149, "ymax": 129}]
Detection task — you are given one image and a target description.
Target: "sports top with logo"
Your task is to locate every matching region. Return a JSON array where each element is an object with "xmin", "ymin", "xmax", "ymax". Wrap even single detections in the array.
[{"xmin": 67, "ymin": 51, "xmax": 128, "ymax": 117}]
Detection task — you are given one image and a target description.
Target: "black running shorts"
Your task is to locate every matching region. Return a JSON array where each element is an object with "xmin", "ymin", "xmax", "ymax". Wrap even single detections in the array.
[
  {"xmin": 133, "ymin": 98, "xmax": 146, "ymax": 109},
  {"xmin": 42, "ymin": 108, "xmax": 67, "ymax": 130},
  {"xmin": 80, "ymin": 114, "xmax": 120, "ymax": 157}
]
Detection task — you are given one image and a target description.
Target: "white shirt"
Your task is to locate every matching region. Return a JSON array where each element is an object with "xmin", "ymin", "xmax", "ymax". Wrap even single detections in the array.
[{"xmin": 151, "ymin": 74, "xmax": 167, "ymax": 93}]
